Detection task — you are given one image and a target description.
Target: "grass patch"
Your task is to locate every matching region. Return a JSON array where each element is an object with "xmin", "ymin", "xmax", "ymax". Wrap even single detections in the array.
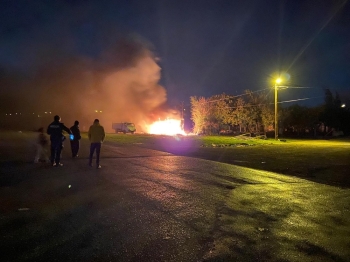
[
  {"xmin": 103, "ymin": 133, "xmax": 280, "ymax": 147},
  {"xmin": 104, "ymin": 133, "xmax": 160, "ymax": 145}
]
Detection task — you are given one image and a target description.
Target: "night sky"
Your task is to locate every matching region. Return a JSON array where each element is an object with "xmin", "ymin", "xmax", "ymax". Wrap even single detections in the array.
[{"xmin": 1, "ymin": 0, "xmax": 349, "ymax": 110}]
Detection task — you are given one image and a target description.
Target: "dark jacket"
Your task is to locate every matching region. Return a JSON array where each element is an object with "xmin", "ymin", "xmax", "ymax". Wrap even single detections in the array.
[
  {"xmin": 70, "ymin": 125, "xmax": 81, "ymax": 141},
  {"xmin": 47, "ymin": 121, "xmax": 71, "ymax": 143}
]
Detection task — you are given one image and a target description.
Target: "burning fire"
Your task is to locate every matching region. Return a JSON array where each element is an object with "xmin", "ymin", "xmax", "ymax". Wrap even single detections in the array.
[{"xmin": 148, "ymin": 119, "xmax": 186, "ymax": 136}]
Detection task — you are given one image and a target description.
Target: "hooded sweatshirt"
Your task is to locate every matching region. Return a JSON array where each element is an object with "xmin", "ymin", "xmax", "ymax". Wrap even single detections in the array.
[{"xmin": 88, "ymin": 122, "xmax": 105, "ymax": 143}]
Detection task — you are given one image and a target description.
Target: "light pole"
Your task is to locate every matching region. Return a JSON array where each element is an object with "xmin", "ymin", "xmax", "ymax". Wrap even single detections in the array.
[{"xmin": 275, "ymin": 78, "xmax": 282, "ymax": 140}]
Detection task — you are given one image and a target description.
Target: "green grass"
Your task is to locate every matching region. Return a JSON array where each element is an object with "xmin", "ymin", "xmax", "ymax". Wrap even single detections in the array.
[
  {"xmin": 104, "ymin": 133, "xmax": 160, "ymax": 145},
  {"xmin": 103, "ymin": 133, "xmax": 280, "ymax": 146},
  {"xmin": 193, "ymin": 135, "xmax": 279, "ymax": 146}
]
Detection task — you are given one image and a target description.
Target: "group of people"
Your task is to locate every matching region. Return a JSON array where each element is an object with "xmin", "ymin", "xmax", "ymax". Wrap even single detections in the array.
[{"xmin": 34, "ymin": 115, "xmax": 105, "ymax": 169}]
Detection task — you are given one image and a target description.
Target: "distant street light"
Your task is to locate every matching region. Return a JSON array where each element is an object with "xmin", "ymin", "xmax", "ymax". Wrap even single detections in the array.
[
  {"xmin": 341, "ymin": 103, "xmax": 346, "ymax": 108},
  {"xmin": 274, "ymin": 78, "xmax": 282, "ymax": 140}
]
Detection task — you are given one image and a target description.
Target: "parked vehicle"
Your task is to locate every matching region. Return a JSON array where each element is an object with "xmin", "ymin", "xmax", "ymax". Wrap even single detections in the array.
[{"xmin": 112, "ymin": 122, "xmax": 136, "ymax": 134}]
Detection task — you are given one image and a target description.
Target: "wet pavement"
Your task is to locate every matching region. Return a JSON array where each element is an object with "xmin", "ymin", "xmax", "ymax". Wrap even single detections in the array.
[{"xmin": 1, "ymin": 133, "xmax": 350, "ymax": 261}]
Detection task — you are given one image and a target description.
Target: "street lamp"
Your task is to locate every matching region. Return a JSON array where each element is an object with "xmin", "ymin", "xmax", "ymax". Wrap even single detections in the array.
[{"xmin": 274, "ymin": 78, "xmax": 282, "ymax": 140}]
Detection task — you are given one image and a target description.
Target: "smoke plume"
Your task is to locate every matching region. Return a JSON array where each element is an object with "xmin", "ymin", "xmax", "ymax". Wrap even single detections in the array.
[{"xmin": 24, "ymin": 34, "xmax": 174, "ymax": 132}]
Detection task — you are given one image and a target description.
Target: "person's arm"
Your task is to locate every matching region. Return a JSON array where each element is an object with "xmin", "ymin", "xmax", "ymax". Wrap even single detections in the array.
[
  {"xmin": 47, "ymin": 125, "xmax": 51, "ymax": 135},
  {"xmin": 101, "ymin": 127, "xmax": 105, "ymax": 142},
  {"xmin": 88, "ymin": 126, "xmax": 91, "ymax": 141},
  {"xmin": 61, "ymin": 123, "xmax": 72, "ymax": 134}
]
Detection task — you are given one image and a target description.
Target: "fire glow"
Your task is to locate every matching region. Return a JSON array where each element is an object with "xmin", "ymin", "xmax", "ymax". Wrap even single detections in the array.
[{"xmin": 148, "ymin": 119, "xmax": 186, "ymax": 136}]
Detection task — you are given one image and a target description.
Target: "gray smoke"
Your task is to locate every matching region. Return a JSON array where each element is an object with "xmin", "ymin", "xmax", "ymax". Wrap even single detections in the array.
[{"xmin": 28, "ymin": 35, "xmax": 171, "ymax": 132}]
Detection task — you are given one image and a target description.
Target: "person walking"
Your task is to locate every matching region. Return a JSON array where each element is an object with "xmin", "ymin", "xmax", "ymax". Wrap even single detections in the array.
[
  {"xmin": 88, "ymin": 119, "xmax": 105, "ymax": 169},
  {"xmin": 34, "ymin": 127, "xmax": 50, "ymax": 163},
  {"xmin": 47, "ymin": 115, "xmax": 71, "ymax": 167},
  {"xmin": 70, "ymin": 120, "xmax": 81, "ymax": 157}
]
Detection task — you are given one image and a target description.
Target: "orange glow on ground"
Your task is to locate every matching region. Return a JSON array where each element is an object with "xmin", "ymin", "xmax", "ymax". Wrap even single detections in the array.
[{"xmin": 148, "ymin": 119, "xmax": 186, "ymax": 136}]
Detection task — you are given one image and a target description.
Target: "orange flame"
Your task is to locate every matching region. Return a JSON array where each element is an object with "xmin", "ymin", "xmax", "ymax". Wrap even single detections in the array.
[{"xmin": 148, "ymin": 119, "xmax": 186, "ymax": 136}]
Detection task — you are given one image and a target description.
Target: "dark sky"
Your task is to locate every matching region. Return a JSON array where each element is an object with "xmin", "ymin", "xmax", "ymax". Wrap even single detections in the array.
[{"xmin": 1, "ymin": 0, "xmax": 349, "ymax": 109}]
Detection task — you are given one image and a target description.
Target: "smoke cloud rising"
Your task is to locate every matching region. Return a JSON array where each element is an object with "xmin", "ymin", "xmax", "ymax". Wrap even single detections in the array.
[{"xmin": 1, "ymin": 34, "xmax": 180, "ymax": 132}]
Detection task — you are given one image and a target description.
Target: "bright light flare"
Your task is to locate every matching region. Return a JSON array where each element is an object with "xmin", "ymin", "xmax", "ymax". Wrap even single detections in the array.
[
  {"xmin": 148, "ymin": 119, "xmax": 186, "ymax": 136},
  {"xmin": 276, "ymin": 78, "xmax": 282, "ymax": 84}
]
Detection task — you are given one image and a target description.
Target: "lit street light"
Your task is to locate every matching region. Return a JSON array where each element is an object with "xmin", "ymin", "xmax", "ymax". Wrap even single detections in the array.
[{"xmin": 275, "ymin": 78, "xmax": 282, "ymax": 140}]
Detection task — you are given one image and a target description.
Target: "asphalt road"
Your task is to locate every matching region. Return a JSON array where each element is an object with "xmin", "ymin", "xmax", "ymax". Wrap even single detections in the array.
[{"xmin": 1, "ymin": 132, "xmax": 350, "ymax": 262}]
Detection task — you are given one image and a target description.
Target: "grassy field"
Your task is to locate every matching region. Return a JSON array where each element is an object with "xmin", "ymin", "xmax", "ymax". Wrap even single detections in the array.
[{"xmin": 104, "ymin": 133, "xmax": 350, "ymax": 188}]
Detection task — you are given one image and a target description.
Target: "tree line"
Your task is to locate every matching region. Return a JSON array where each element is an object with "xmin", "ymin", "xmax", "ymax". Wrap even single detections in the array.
[{"xmin": 190, "ymin": 89, "xmax": 350, "ymax": 137}]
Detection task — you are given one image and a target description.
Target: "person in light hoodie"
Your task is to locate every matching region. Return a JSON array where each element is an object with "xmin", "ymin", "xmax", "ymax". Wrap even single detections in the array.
[
  {"xmin": 88, "ymin": 119, "xmax": 105, "ymax": 169},
  {"xmin": 34, "ymin": 127, "xmax": 50, "ymax": 163}
]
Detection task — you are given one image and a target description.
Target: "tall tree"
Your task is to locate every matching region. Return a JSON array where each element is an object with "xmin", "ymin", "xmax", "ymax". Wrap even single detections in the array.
[
  {"xmin": 260, "ymin": 104, "xmax": 274, "ymax": 135},
  {"xmin": 230, "ymin": 97, "xmax": 247, "ymax": 132},
  {"xmin": 190, "ymin": 96, "xmax": 210, "ymax": 134}
]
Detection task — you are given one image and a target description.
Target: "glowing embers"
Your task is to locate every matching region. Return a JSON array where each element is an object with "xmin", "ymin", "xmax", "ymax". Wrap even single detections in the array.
[{"xmin": 148, "ymin": 118, "xmax": 186, "ymax": 136}]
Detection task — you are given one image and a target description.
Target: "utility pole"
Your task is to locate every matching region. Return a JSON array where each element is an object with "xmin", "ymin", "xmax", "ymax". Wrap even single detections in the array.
[{"xmin": 275, "ymin": 78, "xmax": 281, "ymax": 140}]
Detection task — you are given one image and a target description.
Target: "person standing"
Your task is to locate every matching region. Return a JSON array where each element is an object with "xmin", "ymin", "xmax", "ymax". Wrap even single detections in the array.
[
  {"xmin": 47, "ymin": 115, "xmax": 71, "ymax": 167},
  {"xmin": 88, "ymin": 119, "xmax": 105, "ymax": 169},
  {"xmin": 70, "ymin": 120, "xmax": 81, "ymax": 157},
  {"xmin": 34, "ymin": 127, "xmax": 50, "ymax": 163}
]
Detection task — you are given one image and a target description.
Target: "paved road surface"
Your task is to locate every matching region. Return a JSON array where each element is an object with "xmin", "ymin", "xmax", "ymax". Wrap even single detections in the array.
[{"xmin": 1, "ymin": 132, "xmax": 350, "ymax": 262}]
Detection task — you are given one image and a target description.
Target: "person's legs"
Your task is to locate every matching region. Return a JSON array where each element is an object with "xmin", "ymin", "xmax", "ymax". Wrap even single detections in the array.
[
  {"xmin": 43, "ymin": 146, "xmax": 50, "ymax": 162},
  {"xmin": 50, "ymin": 144, "xmax": 55, "ymax": 164},
  {"xmin": 55, "ymin": 143, "xmax": 62, "ymax": 165},
  {"xmin": 75, "ymin": 140, "xmax": 80, "ymax": 156},
  {"xmin": 89, "ymin": 143, "xmax": 96, "ymax": 166},
  {"xmin": 96, "ymin": 143, "xmax": 101, "ymax": 166},
  {"xmin": 72, "ymin": 140, "xmax": 80, "ymax": 157},
  {"xmin": 34, "ymin": 144, "xmax": 41, "ymax": 163},
  {"xmin": 70, "ymin": 141, "xmax": 75, "ymax": 157}
]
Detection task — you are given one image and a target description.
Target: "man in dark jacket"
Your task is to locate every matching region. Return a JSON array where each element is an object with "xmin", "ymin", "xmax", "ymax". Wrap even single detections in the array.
[
  {"xmin": 70, "ymin": 120, "xmax": 81, "ymax": 158},
  {"xmin": 47, "ymin": 115, "xmax": 71, "ymax": 166},
  {"xmin": 88, "ymin": 119, "xmax": 105, "ymax": 169}
]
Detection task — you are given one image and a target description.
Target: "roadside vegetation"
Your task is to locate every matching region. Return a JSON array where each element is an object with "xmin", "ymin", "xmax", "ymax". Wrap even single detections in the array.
[{"xmin": 190, "ymin": 88, "xmax": 350, "ymax": 137}]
